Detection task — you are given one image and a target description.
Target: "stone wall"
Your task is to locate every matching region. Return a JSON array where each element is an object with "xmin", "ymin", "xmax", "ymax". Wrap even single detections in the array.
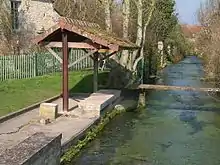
[
  {"xmin": 19, "ymin": 0, "xmax": 60, "ymax": 35},
  {"xmin": 0, "ymin": 132, "xmax": 62, "ymax": 165}
]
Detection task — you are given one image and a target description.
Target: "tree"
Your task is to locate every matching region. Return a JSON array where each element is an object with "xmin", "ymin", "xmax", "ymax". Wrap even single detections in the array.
[
  {"xmin": 106, "ymin": 0, "xmax": 182, "ymax": 87},
  {"xmin": 132, "ymin": 0, "xmax": 156, "ymax": 72},
  {"xmin": 120, "ymin": 0, "xmax": 131, "ymax": 67},
  {"xmin": 195, "ymin": 0, "xmax": 220, "ymax": 87},
  {"xmin": 54, "ymin": 0, "xmax": 106, "ymax": 27},
  {"xmin": 103, "ymin": 0, "xmax": 113, "ymax": 32},
  {"xmin": 0, "ymin": 0, "xmax": 14, "ymax": 55}
]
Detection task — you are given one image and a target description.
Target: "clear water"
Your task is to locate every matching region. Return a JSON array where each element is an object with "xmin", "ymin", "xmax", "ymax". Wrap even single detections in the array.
[{"xmin": 73, "ymin": 56, "xmax": 220, "ymax": 165}]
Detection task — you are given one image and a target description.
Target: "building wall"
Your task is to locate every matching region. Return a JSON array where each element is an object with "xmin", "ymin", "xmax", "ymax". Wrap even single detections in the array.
[
  {"xmin": 0, "ymin": 0, "xmax": 60, "ymax": 54},
  {"xmin": 18, "ymin": 0, "xmax": 60, "ymax": 35}
]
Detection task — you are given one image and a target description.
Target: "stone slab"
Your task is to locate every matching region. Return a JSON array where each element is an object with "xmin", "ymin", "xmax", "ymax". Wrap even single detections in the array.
[{"xmin": 80, "ymin": 90, "xmax": 121, "ymax": 113}]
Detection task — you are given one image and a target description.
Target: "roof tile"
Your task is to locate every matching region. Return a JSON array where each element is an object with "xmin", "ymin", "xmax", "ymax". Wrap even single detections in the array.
[{"xmin": 34, "ymin": 17, "xmax": 138, "ymax": 51}]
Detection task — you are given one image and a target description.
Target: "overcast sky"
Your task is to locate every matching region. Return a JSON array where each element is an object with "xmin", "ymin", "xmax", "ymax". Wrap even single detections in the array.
[{"xmin": 175, "ymin": 0, "xmax": 206, "ymax": 24}]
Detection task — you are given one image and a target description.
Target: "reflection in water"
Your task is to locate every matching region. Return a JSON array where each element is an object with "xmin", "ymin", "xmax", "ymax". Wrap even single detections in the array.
[
  {"xmin": 158, "ymin": 141, "xmax": 173, "ymax": 152},
  {"xmin": 73, "ymin": 57, "xmax": 220, "ymax": 165}
]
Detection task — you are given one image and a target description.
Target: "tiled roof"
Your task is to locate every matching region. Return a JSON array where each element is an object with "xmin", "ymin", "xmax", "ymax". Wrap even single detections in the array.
[
  {"xmin": 181, "ymin": 24, "xmax": 203, "ymax": 38},
  {"xmin": 33, "ymin": 17, "xmax": 139, "ymax": 51}
]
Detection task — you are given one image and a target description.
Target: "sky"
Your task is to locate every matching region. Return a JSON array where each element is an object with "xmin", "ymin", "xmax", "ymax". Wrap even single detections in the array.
[{"xmin": 175, "ymin": 0, "xmax": 206, "ymax": 25}]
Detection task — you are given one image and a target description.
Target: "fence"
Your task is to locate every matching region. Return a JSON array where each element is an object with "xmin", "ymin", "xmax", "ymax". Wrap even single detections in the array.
[{"xmin": 0, "ymin": 49, "xmax": 93, "ymax": 81}]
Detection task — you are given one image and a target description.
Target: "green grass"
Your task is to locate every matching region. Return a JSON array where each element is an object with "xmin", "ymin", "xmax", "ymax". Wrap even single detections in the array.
[{"xmin": 0, "ymin": 71, "xmax": 109, "ymax": 117}]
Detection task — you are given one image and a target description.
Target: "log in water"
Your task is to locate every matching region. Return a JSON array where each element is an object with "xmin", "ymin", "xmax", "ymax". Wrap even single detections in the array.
[{"xmin": 138, "ymin": 84, "xmax": 220, "ymax": 92}]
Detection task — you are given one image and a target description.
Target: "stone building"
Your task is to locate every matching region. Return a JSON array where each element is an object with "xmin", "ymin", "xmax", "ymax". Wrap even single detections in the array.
[
  {"xmin": 10, "ymin": 0, "xmax": 60, "ymax": 36},
  {"xmin": 0, "ymin": 0, "xmax": 61, "ymax": 54},
  {"xmin": 181, "ymin": 24, "xmax": 203, "ymax": 53},
  {"xmin": 181, "ymin": 24, "xmax": 202, "ymax": 43}
]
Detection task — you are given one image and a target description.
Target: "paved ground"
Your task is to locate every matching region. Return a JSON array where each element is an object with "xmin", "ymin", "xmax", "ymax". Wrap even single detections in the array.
[{"xmin": 0, "ymin": 90, "xmax": 120, "ymax": 155}]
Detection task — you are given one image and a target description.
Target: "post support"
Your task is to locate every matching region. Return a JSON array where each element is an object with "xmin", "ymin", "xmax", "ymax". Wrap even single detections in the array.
[
  {"xmin": 62, "ymin": 30, "xmax": 69, "ymax": 112},
  {"xmin": 93, "ymin": 52, "xmax": 99, "ymax": 92},
  {"xmin": 138, "ymin": 89, "xmax": 146, "ymax": 108}
]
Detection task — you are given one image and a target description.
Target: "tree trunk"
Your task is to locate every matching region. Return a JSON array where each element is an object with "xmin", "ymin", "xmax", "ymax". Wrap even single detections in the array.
[
  {"xmin": 104, "ymin": 0, "xmax": 112, "ymax": 32},
  {"xmin": 129, "ymin": 0, "xmax": 143, "ymax": 70},
  {"xmin": 120, "ymin": 0, "xmax": 130, "ymax": 67}
]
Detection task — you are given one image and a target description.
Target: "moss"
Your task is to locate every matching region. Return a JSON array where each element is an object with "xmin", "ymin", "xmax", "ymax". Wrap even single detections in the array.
[{"xmin": 60, "ymin": 102, "xmax": 137, "ymax": 165}]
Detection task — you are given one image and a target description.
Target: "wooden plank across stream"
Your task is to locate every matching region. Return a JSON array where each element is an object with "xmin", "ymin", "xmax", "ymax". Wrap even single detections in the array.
[{"xmin": 138, "ymin": 84, "xmax": 220, "ymax": 92}]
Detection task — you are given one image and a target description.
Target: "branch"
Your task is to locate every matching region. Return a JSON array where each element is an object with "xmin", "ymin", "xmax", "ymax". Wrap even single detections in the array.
[
  {"xmin": 132, "ymin": 55, "xmax": 143, "ymax": 71},
  {"xmin": 131, "ymin": 0, "xmax": 138, "ymax": 8},
  {"xmin": 143, "ymin": 0, "xmax": 156, "ymax": 29}
]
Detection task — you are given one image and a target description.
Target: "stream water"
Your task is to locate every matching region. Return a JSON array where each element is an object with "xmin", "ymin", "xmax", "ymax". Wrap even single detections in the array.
[{"xmin": 73, "ymin": 56, "xmax": 220, "ymax": 165}]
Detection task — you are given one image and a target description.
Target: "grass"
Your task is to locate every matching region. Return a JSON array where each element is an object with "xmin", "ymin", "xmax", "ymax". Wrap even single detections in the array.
[{"xmin": 0, "ymin": 70, "xmax": 109, "ymax": 117}]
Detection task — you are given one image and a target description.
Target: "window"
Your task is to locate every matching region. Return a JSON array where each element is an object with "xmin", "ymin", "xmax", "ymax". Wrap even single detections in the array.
[{"xmin": 11, "ymin": 0, "xmax": 21, "ymax": 30}]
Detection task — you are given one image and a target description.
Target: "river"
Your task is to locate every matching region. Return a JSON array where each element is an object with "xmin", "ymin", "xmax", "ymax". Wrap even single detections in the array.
[{"xmin": 73, "ymin": 56, "xmax": 220, "ymax": 165}]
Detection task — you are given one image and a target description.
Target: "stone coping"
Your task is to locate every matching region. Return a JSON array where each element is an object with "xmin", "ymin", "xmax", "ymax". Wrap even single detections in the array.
[{"xmin": 0, "ymin": 132, "xmax": 62, "ymax": 165}]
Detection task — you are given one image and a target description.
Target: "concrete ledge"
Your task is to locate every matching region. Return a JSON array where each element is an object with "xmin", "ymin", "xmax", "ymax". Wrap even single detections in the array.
[
  {"xmin": 100, "ymin": 96, "xmax": 124, "ymax": 116},
  {"xmin": 61, "ymin": 117, "xmax": 100, "ymax": 155},
  {"xmin": 0, "ymin": 132, "xmax": 62, "ymax": 165},
  {"xmin": 0, "ymin": 95, "xmax": 61, "ymax": 124},
  {"xmin": 61, "ymin": 96, "xmax": 124, "ymax": 155}
]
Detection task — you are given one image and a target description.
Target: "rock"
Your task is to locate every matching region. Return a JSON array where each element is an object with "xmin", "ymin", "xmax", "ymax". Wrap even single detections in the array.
[
  {"xmin": 40, "ymin": 118, "xmax": 51, "ymax": 125},
  {"xmin": 115, "ymin": 100, "xmax": 138, "ymax": 111}
]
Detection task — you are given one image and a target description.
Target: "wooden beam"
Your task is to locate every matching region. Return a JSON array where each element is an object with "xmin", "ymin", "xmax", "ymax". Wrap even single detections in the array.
[
  {"xmin": 68, "ymin": 50, "xmax": 97, "ymax": 68},
  {"xmin": 82, "ymin": 49, "xmax": 94, "ymax": 60},
  {"xmin": 98, "ymin": 49, "xmax": 114, "ymax": 53},
  {"xmin": 138, "ymin": 84, "xmax": 220, "ymax": 92},
  {"xmin": 62, "ymin": 31, "xmax": 69, "ymax": 112},
  {"xmin": 46, "ymin": 42, "xmax": 98, "ymax": 49},
  {"xmin": 46, "ymin": 47, "xmax": 63, "ymax": 63},
  {"xmin": 46, "ymin": 42, "xmax": 112, "ymax": 53},
  {"xmin": 83, "ymin": 49, "xmax": 111, "ymax": 59},
  {"xmin": 98, "ymin": 51, "xmax": 117, "ymax": 62},
  {"xmin": 93, "ymin": 52, "xmax": 99, "ymax": 92}
]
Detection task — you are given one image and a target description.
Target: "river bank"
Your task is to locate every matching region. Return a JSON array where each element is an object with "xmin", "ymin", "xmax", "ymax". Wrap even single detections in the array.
[
  {"xmin": 0, "ymin": 87, "xmax": 140, "ymax": 165},
  {"xmin": 61, "ymin": 97, "xmax": 138, "ymax": 165}
]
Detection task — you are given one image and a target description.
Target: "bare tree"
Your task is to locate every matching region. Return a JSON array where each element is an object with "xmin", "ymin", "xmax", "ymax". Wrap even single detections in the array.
[
  {"xmin": 0, "ymin": 0, "xmax": 13, "ymax": 55},
  {"xmin": 195, "ymin": 0, "xmax": 220, "ymax": 86},
  {"xmin": 103, "ymin": 0, "xmax": 113, "ymax": 32},
  {"xmin": 54, "ymin": 0, "xmax": 106, "ymax": 27}
]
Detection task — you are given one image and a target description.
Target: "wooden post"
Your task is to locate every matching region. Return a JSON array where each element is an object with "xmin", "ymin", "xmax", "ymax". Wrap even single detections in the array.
[
  {"xmin": 62, "ymin": 30, "xmax": 69, "ymax": 112},
  {"xmin": 158, "ymin": 41, "xmax": 164, "ymax": 68},
  {"xmin": 93, "ymin": 52, "xmax": 99, "ymax": 92},
  {"xmin": 148, "ymin": 50, "xmax": 152, "ymax": 78},
  {"xmin": 138, "ymin": 89, "xmax": 146, "ymax": 108}
]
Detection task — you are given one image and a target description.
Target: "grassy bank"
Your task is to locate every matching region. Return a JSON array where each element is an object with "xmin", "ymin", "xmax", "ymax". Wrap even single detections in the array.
[{"xmin": 0, "ymin": 71, "xmax": 109, "ymax": 117}]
